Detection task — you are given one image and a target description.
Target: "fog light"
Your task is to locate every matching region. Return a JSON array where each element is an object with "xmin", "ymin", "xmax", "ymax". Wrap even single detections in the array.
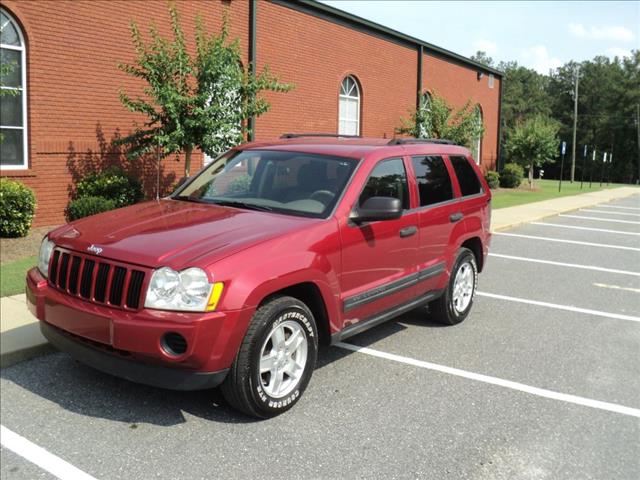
[{"xmin": 161, "ymin": 332, "xmax": 188, "ymax": 356}]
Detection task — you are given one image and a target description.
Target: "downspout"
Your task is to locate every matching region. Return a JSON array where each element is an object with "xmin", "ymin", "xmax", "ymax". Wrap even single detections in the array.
[
  {"xmin": 416, "ymin": 45, "xmax": 423, "ymax": 109},
  {"xmin": 247, "ymin": 0, "xmax": 257, "ymax": 141},
  {"xmin": 496, "ymin": 76, "xmax": 504, "ymax": 172}
]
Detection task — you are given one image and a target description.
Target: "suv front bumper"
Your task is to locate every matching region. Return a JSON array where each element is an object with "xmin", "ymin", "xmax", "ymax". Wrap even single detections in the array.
[{"xmin": 26, "ymin": 268, "xmax": 252, "ymax": 391}]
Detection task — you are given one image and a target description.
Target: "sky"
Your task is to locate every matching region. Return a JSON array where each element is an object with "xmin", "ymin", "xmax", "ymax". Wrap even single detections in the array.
[{"xmin": 321, "ymin": 1, "xmax": 639, "ymax": 73}]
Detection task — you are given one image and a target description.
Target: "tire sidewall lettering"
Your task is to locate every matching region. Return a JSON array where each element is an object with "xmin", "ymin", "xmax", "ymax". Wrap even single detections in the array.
[{"xmin": 252, "ymin": 306, "xmax": 316, "ymax": 413}]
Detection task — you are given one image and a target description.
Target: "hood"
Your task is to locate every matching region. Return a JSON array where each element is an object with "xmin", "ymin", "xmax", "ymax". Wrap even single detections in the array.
[{"xmin": 49, "ymin": 199, "xmax": 315, "ymax": 269}]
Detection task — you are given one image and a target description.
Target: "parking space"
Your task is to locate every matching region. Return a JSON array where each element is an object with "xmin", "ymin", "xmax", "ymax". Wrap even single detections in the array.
[{"xmin": 2, "ymin": 195, "xmax": 639, "ymax": 479}]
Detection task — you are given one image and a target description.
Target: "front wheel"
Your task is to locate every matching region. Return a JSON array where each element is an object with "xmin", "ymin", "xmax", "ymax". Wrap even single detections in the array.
[
  {"xmin": 427, "ymin": 248, "xmax": 478, "ymax": 325},
  {"xmin": 221, "ymin": 296, "xmax": 318, "ymax": 418}
]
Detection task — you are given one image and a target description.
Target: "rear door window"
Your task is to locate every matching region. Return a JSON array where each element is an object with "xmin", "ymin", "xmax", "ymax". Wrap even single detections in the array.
[
  {"xmin": 410, "ymin": 155, "xmax": 454, "ymax": 207},
  {"xmin": 449, "ymin": 155, "xmax": 482, "ymax": 196}
]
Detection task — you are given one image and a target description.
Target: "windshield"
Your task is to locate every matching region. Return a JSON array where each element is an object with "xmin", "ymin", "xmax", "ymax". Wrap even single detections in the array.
[{"xmin": 174, "ymin": 150, "xmax": 358, "ymax": 218}]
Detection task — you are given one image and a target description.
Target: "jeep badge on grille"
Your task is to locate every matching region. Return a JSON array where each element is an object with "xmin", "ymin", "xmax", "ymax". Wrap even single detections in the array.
[{"xmin": 87, "ymin": 244, "xmax": 103, "ymax": 255}]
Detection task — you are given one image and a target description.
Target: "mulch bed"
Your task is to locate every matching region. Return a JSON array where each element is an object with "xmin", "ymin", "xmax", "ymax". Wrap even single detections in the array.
[{"xmin": 1, "ymin": 226, "xmax": 59, "ymax": 264}]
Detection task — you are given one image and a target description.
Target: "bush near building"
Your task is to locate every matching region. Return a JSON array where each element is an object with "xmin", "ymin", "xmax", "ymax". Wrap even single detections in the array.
[
  {"xmin": 500, "ymin": 163, "xmax": 524, "ymax": 188},
  {"xmin": 484, "ymin": 171, "xmax": 500, "ymax": 189},
  {"xmin": 75, "ymin": 167, "xmax": 143, "ymax": 208},
  {"xmin": 66, "ymin": 168, "xmax": 143, "ymax": 221},
  {"xmin": 0, "ymin": 178, "xmax": 36, "ymax": 238}
]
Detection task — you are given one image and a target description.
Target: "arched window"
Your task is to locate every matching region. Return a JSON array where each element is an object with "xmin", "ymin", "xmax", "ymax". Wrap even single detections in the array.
[
  {"xmin": 338, "ymin": 76, "xmax": 360, "ymax": 136},
  {"xmin": 471, "ymin": 106, "xmax": 482, "ymax": 165},
  {"xmin": 1, "ymin": 8, "xmax": 27, "ymax": 169}
]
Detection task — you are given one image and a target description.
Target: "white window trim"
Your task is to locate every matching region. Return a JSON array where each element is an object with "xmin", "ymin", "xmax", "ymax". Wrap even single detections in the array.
[
  {"xmin": 338, "ymin": 76, "xmax": 360, "ymax": 136},
  {"xmin": 1, "ymin": 8, "xmax": 28, "ymax": 170}
]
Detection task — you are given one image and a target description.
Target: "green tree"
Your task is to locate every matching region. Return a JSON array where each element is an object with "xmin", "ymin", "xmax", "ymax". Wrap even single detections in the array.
[
  {"xmin": 396, "ymin": 92, "xmax": 484, "ymax": 149},
  {"xmin": 505, "ymin": 116, "xmax": 560, "ymax": 186},
  {"xmin": 117, "ymin": 4, "xmax": 293, "ymax": 177},
  {"xmin": 470, "ymin": 50, "xmax": 494, "ymax": 67}
]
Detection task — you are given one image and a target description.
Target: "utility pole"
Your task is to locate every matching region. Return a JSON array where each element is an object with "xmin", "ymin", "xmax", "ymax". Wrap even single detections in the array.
[{"xmin": 570, "ymin": 65, "xmax": 580, "ymax": 183}]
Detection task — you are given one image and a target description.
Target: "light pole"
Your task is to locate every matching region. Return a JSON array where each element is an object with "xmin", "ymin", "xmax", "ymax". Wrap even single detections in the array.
[{"xmin": 570, "ymin": 66, "xmax": 580, "ymax": 183}]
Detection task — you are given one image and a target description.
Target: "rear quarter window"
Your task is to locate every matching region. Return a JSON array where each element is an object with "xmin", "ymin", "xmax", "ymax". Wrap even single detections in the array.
[{"xmin": 449, "ymin": 155, "xmax": 482, "ymax": 196}]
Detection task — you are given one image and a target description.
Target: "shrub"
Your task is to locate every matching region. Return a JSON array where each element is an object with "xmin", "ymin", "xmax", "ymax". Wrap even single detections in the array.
[
  {"xmin": 75, "ymin": 167, "xmax": 143, "ymax": 208},
  {"xmin": 66, "ymin": 196, "xmax": 117, "ymax": 221},
  {"xmin": 0, "ymin": 178, "xmax": 36, "ymax": 237},
  {"xmin": 484, "ymin": 171, "xmax": 500, "ymax": 189},
  {"xmin": 500, "ymin": 163, "xmax": 524, "ymax": 188}
]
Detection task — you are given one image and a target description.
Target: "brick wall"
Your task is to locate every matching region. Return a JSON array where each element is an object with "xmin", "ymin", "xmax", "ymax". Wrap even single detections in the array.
[
  {"xmin": 423, "ymin": 52, "xmax": 501, "ymax": 171},
  {"xmin": 1, "ymin": 0, "xmax": 500, "ymax": 227},
  {"xmin": 254, "ymin": 2, "xmax": 417, "ymax": 140},
  {"xmin": 1, "ymin": 0, "xmax": 248, "ymax": 226}
]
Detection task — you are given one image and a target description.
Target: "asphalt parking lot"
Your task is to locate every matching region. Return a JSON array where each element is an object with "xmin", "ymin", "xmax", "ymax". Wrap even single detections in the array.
[{"xmin": 1, "ymin": 195, "xmax": 639, "ymax": 480}]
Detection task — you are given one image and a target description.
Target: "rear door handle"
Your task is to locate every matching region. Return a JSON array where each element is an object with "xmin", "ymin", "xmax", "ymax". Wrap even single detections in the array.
[
  {"xmin": 399, "ymin": 226, "xmax": 418, "ymax": 238},
  {"xmin": 449, "ymin": 212, "xmax": 463, "ymax": 223}
]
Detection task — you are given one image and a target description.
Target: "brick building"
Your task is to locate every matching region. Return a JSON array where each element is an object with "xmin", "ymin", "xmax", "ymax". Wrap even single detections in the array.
[{"xmin": 0, "ymin": 0, "xmax": 502, "ymax": 226}]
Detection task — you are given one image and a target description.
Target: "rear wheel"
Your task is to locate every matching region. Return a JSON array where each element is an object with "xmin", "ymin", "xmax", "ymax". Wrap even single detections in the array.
[
  {"xmin": 427, "ymin": 248, "xmax": 477, "ymax": 325},
  {"xmin": 221, "ymin": 295, "xmax": 318, "ymax": 418}
]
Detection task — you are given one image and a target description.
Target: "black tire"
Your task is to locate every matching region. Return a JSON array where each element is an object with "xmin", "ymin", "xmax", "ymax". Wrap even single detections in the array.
[
  {"xmin": 427, "ymin": 248, "xmax": 478, "ymax": 325},
  {"xmin": 221, "ymin": 295, "xmax": 318, "ymax": 418}
]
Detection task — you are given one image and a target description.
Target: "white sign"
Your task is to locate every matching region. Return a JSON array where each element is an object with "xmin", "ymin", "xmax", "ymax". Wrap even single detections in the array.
[{"xmin": 561, "ymin": 141, "xmax": 567, "ymax": 155}]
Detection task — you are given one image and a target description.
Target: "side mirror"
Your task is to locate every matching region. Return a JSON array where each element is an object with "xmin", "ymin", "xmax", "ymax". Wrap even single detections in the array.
[{"xmin": 351, "ymin": 196, "xmax": 402, "ymax": 223}]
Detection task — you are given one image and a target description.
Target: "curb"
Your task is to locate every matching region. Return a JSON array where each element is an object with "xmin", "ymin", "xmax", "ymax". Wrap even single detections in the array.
[
  {"xmin": 1, "ymin": 187, "xmax": 638, "ymax": 369},
  {"xmin": 490, "ymin": 187, "xmax": 639, "ymax": 232}
]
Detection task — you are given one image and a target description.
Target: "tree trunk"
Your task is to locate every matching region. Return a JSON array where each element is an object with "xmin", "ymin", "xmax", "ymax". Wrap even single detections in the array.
[
  {"xmin": 184, "ymin": 145, "xmax": 192, "ymax": 178},
  {"xmin": 529, "ymin": 164, "xmax": 534, "ymax": 188}
]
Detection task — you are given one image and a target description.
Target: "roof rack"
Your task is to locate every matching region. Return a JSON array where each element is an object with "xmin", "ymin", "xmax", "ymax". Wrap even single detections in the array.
[
  {"xmin": 387, "ymin": 138, "xmax": 458, "ymax": 146},
  {"xmin": 280, "ymin": 133, "xmax": 362, "ymax": 139}
]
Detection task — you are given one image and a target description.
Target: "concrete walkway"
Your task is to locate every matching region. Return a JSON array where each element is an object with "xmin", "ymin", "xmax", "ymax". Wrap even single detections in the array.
[
  {"xmin": 490, "ymin": 186, "xmax": 639, "ymax": 231},
  {"xmin": 1, "ymin": 186, "xmax": 638, "ymax": 367}
]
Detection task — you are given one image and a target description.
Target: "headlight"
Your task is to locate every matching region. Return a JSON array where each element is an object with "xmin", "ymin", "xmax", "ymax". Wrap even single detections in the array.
[
  {"xmin": 38, "ymin": 237, "xmax": 55, "ymax": 278},
  {"xmin": 144, "ymin": 267, "xmax": 223, "ymax": 312}
]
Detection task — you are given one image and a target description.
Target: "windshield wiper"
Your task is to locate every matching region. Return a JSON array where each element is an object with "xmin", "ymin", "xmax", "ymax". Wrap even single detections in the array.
[
  {"xmin": 212, "ymin": 200, "xmax": 274, "ymax": 212},
  {"xmin": 174, "ymin": 195, "xmax": 209, "ymax": 204}
]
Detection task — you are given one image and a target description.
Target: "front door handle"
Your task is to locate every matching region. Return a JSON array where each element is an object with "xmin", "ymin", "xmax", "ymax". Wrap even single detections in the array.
[
  {"xmin": 449, "ymin": 212, "xmax": 463, "ymax": 223},
  {"xmin": 399, "ymin": 226, "xmax": 418, "ymax": 238}
]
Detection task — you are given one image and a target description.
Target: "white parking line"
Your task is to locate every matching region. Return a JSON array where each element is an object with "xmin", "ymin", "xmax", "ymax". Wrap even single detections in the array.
[
  {"xmin": 597, "ymin": 205, "xmax": 640, "ymax": 211},
  {"xmin": 488, "ymin": 253, "xmax": 640, "ymax": 277},
  {"xmin": 581, "ymin": 209, "xmax": 640, "ymax": 217},
  {"xmin": 559, "ymin": 214, "xmax": 640, "ymax": 225},
  {"xmin": 1, "ymin": 425, "xmax": 98, "ymax": 480},
  {"xmin": 335, "ymin": 342, "xmax": 640, "ymax": 418},
  {"xmin": 476, "ymin": 291, "xmax": 640, "ymax": 323},
  {"xmin": 531, "ymin": 222, "xmax": 640, "ymax": 236},
  {"xmin": 493, "ymin": 232, "xmax": 640, "ymax": 252},
  {"xmin": 593, "ymin": 283, "xmax": 640, "ymax": 294}
]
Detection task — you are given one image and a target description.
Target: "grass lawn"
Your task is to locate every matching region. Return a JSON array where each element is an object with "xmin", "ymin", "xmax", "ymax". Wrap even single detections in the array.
[
  {"xmin": 491, "ymin": 179, "xmax": 635, "ymax": 209},
  {"xmin": 0, "ymin": 256, "xmax": 37, "ymax": 298}
]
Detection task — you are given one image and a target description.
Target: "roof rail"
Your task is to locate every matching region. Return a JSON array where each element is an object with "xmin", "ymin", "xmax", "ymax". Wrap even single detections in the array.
[
  {"xmin": 387, "ymin": 138, "xmax": 458, "ymax": 146},
  {"xmin": 280, "ymin": 133, "xmax": 362, "ymax": 139}
]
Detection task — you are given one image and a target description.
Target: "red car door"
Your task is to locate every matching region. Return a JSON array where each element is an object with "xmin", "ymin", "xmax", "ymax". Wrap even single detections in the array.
[{"xmin": 339, "ymin": 157, "xmax": 420, "ymax": 329}]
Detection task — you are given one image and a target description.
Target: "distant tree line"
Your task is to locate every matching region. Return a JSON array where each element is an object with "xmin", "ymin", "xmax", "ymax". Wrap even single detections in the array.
[{"xmin": 471, "ymin": 50, "xmax": 640, "ymax": 184}]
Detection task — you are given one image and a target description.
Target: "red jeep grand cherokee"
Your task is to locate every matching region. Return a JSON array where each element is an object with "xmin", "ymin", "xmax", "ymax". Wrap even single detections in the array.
[{"xmin": 27, "ymin": 135, "xmax": 491, "ymax": 417}]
